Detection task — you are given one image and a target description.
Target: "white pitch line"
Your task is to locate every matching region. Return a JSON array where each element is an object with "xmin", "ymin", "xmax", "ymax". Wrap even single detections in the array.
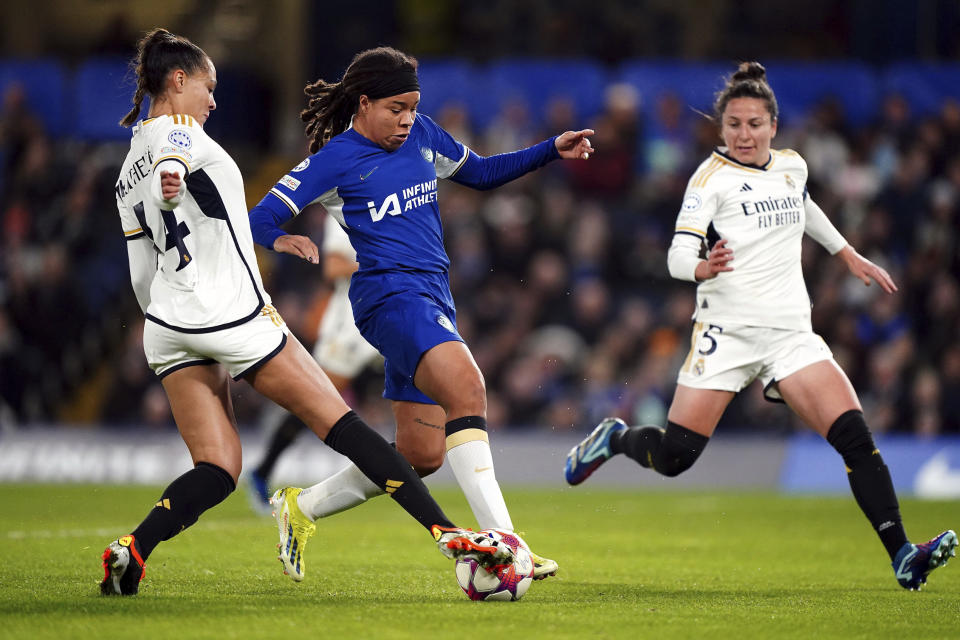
[{"xmin": 3, "ymin": 520, "xmax": 249, "ymax": 540}]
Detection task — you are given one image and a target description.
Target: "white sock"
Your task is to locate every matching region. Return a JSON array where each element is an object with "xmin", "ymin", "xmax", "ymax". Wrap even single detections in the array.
[
  {"xmin": 446, "ymin": 438, "xmax": 514, "ymax": 531},
  {"xmin": 296, "ymin": 462, "xmax": 385, "ymax": 520}
]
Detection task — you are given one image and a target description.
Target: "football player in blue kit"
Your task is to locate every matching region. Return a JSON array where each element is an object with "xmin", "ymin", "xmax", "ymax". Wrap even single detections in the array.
[
  {"xmin": 101, "ymin": 31, "xmax": 515, "ymax": 595},
  {"xmin": 250, "ymin": 46, "xmax": 594, "ymax": 580}
]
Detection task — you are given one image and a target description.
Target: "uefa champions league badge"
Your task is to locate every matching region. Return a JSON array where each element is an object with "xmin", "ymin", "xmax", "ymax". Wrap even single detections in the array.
[
  {"xmin": 420, "ymin": 147, "xmax": 434, "ymax": 163},
  {"xmin": 437, "ymin": 314, "xmax": 454, "ymax": 333},
  {"xmin": 682, "ymin": 193, "xmax": 702, "ymax": 212},
  {"xmin": 168, "ymin": 129, "xmax": 192, "ymax": 149},
  {"xmin": 291, "ymin": 158, "xmax": 310, "ymax": 172}
]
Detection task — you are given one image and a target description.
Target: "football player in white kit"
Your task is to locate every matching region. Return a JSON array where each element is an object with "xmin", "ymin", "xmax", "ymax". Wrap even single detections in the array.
[
  {"xmin": 245, "ymin": 214, "xmax": 382, "ymax": 511},
  {"xmin": 99, "ymin": 28, "xmax": 514, "ymax": 596},
  {"xmin": 566, "ymin": 62, "xmax": 956, "ymax": 590}
]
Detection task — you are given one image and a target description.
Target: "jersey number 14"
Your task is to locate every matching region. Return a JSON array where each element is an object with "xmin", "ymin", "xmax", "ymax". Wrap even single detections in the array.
[{"xmin": 134, "ymin": 201, "xmax": 193, "ymax": 271}]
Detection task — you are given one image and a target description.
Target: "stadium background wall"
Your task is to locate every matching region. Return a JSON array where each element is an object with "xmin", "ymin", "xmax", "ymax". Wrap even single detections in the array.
[
  {"xmin": 1, "ymin": 429, "xmax": 958, "ymax": 500},
  {"xmin": 1, "ymin": 2, "xmax": 959, "ymax": 493}
]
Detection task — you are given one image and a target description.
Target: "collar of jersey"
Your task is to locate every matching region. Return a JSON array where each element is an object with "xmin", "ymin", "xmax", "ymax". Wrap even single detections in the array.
[
  {"xmin": 131, "ymin": 118, "xmax": 154, "ymax": 136},
  {"xmin": 714, "ymin": 147, "xmax": 773, "ymax": 171}
]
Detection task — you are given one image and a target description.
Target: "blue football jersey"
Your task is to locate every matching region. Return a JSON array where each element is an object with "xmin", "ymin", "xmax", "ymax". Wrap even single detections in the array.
[{"xmin": 264, "ymin": 114, "xmax": 467, "ymax": 273}]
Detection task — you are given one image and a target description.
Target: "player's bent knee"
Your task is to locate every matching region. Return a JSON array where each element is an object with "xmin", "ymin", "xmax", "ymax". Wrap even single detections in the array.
[
  {"xmin": 655, "ymin": 458, "xmax": 692, "ymax": 477},
  {"xmin": 651, "ymin": 421, "xmax": 709, "ymax": 477},
  {"xmin": 397, "ymin": 446, "xmax": 444, "ymax": 477},
  {"xmin": 411, "ymin": 459, "xmax": 443, "ymax": 477},
  {"xmin": 453, "ymin": 377, "xmax": 486, "ymax": 415}
]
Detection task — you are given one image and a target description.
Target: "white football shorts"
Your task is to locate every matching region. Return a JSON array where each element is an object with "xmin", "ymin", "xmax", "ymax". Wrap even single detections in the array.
[
  {"xmin": 312, "ymin": 290, "xmax": 381, "ymax": 378},
  {"xmin": 676, "ymin": 322, "xmax": 833, "ymax": 402},
  {"xmin": 144, "ymin": 304, "xmax": 289, "ymax": 380}
]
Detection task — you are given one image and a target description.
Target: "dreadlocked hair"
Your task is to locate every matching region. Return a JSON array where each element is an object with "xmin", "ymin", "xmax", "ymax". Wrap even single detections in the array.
[
  {"xmin": 301, "ymin": 46, "xmax": 418, "ymax": 153},
  {"xmin": 713, "ymin": 61, "xmax": 778, "ymax": 122},
  {"xmin": 120, "ymin": 28, "xmax": 209, "ymax": 127}
]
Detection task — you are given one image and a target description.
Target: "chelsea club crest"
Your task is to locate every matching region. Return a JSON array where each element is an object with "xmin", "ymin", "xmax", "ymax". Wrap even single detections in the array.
[
  {"xmin": 420, "ymin": 147, "xmax": 434, "ymax": 163},
  {"xmin": 437, "ymin": 314, "xmax": 454, "ymax": 332}
]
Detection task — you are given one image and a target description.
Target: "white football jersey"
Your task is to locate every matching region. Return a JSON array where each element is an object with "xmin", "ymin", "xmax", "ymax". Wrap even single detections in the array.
[
  {"xmin": 669, "ymin": 148, "xmax": 819, "ymax": 331},
  {"xmin": 115, "ymin": 114, "xmax": 271, "ymax": 331}
]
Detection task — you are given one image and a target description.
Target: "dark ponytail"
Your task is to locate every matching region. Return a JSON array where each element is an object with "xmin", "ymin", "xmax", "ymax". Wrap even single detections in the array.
[
  {"xmin": 713, "ymin": 61, "xmax": 778, "ymax": 122},
  {"xmin": 120, "ymin": 28, "xmax": 209, "ymax": 127},
  {"xmin": 301, "ymin": 46, "xmax": 419, "ymax": 153}
]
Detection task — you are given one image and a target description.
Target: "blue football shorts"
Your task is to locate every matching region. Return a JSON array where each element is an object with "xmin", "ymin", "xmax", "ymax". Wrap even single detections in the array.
[{"xmin": 353, "ymin": 274, "xmax": 463, "ymax": 404}]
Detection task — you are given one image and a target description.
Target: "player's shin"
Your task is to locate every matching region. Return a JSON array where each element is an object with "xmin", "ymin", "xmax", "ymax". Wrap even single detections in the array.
[
  {"xmin": 615, "ymin": 421, "xmax": 708, "ymax": 477},
  {"xmin": 444, "ymin": 416, "xmax": 514, "ymax": 531},
  {"xmin": 323, "ymin": 411, "xmax": 455, "ymax": 530},
  {"xmin": 297, "ymin": 461, "xmax": 385, "ymax": 520},
  {"xmin": 131, "ymin": 461, "xmax": 236, "ymax": 559},
  {"xmin": 826, "ymin": 409, "xmax": 907, "ymax": 559}
]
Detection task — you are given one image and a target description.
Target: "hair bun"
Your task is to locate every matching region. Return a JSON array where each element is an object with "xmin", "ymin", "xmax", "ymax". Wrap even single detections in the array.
[
  {"xmin": 732, "ymin": 61, "xmax": 766, "ymax": 83},
  {"xmin": 142, "ymin": 28, "xmax": 173, "ymax": 53}
]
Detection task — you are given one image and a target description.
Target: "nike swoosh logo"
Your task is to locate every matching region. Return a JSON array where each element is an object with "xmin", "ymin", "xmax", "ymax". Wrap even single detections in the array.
[
  {"xmin": 359, "ymin": 166, "xmax": 379, "ymax": 181},
  {"xmin": 474, "ymin": 466, "xmax": 492, "ymax": 473}
]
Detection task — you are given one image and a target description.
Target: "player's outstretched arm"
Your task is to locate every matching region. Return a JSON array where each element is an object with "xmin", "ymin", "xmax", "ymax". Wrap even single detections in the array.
[
  {"xmin": 554, "ymin": 129, "xmax": 595, "ymax": 160},
  {"xmin": 836, "ymin": 245, "xmax": 897, "ymax": 293}
]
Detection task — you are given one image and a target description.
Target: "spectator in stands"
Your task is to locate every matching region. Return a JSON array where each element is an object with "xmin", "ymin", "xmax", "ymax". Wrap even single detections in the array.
[{"xmin": 2, "ymin": 50, "xmax": 960, "ymax": 440}]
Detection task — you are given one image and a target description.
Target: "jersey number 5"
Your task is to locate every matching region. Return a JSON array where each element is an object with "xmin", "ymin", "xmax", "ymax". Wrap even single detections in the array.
[
  {"xmin": 133, "ymin": 201, "xmax": 193, "ymax": 271},
  {"xmin": 698, "ymin": 324, "xmax": 723, "ymax": 356}
]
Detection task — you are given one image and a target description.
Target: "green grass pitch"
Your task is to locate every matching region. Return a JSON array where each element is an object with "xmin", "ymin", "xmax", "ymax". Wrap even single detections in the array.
[{"xmin": 0, "ymin": 484, "xmax": 956, "ymax": 639}]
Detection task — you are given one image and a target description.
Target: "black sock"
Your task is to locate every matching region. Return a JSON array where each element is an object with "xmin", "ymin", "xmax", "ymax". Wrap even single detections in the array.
[
  {"xmin": 256, "ymin": 414, "xmax": 305, "ymax": 479},
  {"xmin": 826, "ymin": 409, "xmax": 907, "ymax": 560},
  {"xmin": 324, "ymin": 411, "xmax": 455, "ymax": 531},
  {"xmin": 612, "ymin": 425, "xmax": 663, "ymax": 465},
  {"xmin": 612, "ymin": 422, "xmax": 708, "ymax": 477},
  {"xmin": 131, "ymin": 462, "xmax": 235, "ymax": 560}
]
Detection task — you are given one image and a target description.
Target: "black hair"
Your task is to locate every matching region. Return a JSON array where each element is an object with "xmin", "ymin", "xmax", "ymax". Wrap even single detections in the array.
[
  {"xmin": 713, "ymin": 61, "xmax": 778, "ymax": 122},
  {"xmin": 301, "ymin": 46, "xmax": 419, "ymax": 153},
  {"xmin": 120, "ymin": 28, "xmax": 209, "ymax": 127}
]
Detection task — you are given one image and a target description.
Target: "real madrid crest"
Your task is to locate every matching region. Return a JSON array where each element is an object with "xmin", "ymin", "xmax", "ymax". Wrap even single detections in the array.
[
  {"xmin": 693, "ymin": 358, "xmax": 705, "ymax": 377},
  {"xmin": 785, "ymin": 174, "xmax": 796, "ymax": 190}
]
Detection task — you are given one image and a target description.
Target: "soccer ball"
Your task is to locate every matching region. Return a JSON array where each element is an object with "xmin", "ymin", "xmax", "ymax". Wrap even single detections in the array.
[{"xmin": 455, "ymin": 529, "xmax": 534, "ymax": 601}]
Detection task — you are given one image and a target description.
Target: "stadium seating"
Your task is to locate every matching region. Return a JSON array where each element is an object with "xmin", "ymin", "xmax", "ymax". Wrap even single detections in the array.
[
  {"xmin": 416, "ymin": 58, "xmax": 486, "ymax": 125},
  {"xmin": 3, "ymin": 57, "xmax": 960, "ymax": 141},
  {"xmin": 617, "ymin": 60, "xmax": 731, "ymax": 117},
  {"xmin": 73, "ymin": 57, "xmax": 139, "ymax": 140},
  {"xmin": 0, "ymin": 58, "xmax": 69, "ymax": 136},
  {"xmin": 485, "ymin": 58, "xmax": 610, "ymax": 127},
  {"xmin": 881, "ymin": 62, "xmax": 960, "ymax": 117},
  {"xmin": 761, "ymin": 61, "xmax": 878, "ymax": 127}
]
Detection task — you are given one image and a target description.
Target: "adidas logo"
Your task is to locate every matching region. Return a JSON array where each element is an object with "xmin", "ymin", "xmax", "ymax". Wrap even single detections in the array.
[
  {"xmin": 740, "ymin": 183, "xmax": 752, "ymax": 191},
  {"xmin": 701, "ymin": 298, "xmax": 709, "ymax": 309}
]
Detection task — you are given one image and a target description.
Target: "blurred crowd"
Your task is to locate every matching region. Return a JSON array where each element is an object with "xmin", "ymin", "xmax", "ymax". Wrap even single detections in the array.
[{"xmin": 1, "ymin": 67, "xmax": 958, "ymax": 437}]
